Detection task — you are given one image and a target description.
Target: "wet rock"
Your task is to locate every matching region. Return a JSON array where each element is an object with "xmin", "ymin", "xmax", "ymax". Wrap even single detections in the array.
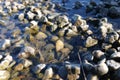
[
  {"xmin": 106, "ymin": 31, "xmax": 119, "ymax": 43},
  {"xmin": 18, "ymin": 46, "xmax": 35, "ymax": 58},
  {"xmin": 85, "ymin": 36, "xmax": 98, "ymax": 47},
  {"xmin": 110, "ymin": 52, "xmax": 120, "ymax": 59},
  {"xmin": 102, "ymin": 43, "xmax": 112, "ymax": 50},
  {"xmin": 108, "ymin": 7, "xmax": 120, "ymax": 18},
  {"xmin": 82, "ymin": 52, "xmax": 94, "ymax": 61},
  {"xmin": 56, "ymin": 39, "xmax": 64, "ymax": 52},
  {"xmin": 106, "ymin": 60, "xmax": 120, "ymax": 70},
  {"xmin": 0, "ymin": 70, "xmax": 10, "ymax": 80},
  {"xmin": 42, "ymin": 67, "xmax": 53, "ymax": 80},
  {"xmin": 58, "ymin": 66, "xmax": 68, "ymax": 79},
  {"xmin": 22, "ymin": 59, "xmax": 33, "ymax": 68},
  {"xmin": 0, "ymin": 39, "xmax": 11, "ymax": 50},
  {"xmin": 27, "ymin": 11, "xmax": 35, "ymax": 20},
  {"xmin": 35, "ymin": 32, "xmax": 47, "ymax": 40},
  {"xmin": 33, "ymin": 64, "xmax": 46, "ymax": 74},
  {"xmin": 95, "ymin": 62, "xmax": 108, "ymax": 76},
  {"xmin": 113, "ymin": 68, "xmax": 120, "ymax": 80},
  {"xmin": 87, "ymin": 74, "xmax": 99, "ymax": 80},
  {"xmin": 18, "ymin": 13, "xmax": 24, "ymax": 21},
  {"xmin": 92, "ymin": 50, "xmax": 105, "ymax": 60},
  {"xmin": 14, "ymin": 63, "xmax": 24, "ymax": 71},
  {"xmin": 73, "ymin": 1, "xmax": 82, "ymax": 9},
  {"xmin": 66, "ymin": 29, "xmax": 78, "ymax": 37}
]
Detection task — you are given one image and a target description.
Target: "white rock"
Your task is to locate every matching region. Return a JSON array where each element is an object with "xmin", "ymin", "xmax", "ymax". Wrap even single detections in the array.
[
  {"xmin": 66, "ymin": 29, "xmax": 78, "ymax": 37},
  {"xmin": 43, "ymin": 67, "xmax": 53, "ymax": 80},
  {"xmin": 0, "ymin": 55, "xmax": 3, "ymax": 60},
  {"xmin": 92, "ymin": 50, "xmax": 105, "ymax": 59},
  {"xmin": 0, "ymin": 39, "xmax": 11, "ymax": 50},
  {"xmin": 17, "ymin": 4, "xmax": 25, "ymax": 10},
  {"xmin": 111, "ymin": 52, "xmax": 120, "ymax": 59},
  {"xmin": 72, "ymin": 14, "xmax": 82, "ymax": 21},
  {"xmin": 87, "ymin": 74, "xmax": 99, "ymax": 80},
  {"xmin": 0, "ymin": 60, "xmax": 10, "ymax": 70},
  {"xmin": 27, "ymin": 11, "xmax": 35, "ymax": 20},
  {"xmin": 30, "ymin": 21, "xmax": 38, "ymax": 26},
  {"xmin": 0, "ymin": 70, "xmax": 10, "ymax": 80},
  {"xmin": 4, "ymin": 55, "xmax": 13, "ymax": 62},
  {"xmin": 107, "ymin": 60, "xmax": 120, "ymax": 70}
]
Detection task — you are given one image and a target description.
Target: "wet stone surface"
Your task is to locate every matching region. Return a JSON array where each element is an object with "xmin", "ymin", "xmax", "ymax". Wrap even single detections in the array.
[{"xmin": 0, "ymin": 0, "xmax": 120, "ymax": 80}]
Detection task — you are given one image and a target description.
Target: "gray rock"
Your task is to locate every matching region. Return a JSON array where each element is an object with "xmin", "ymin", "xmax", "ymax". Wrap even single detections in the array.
[
  {"xmin": 0, "ymin": 70, "xmax": 10, "ymax": 80},
  {"xmin": 106, "ymin": 60, "xmax": 120, "ymax": 70},
  {"xmin": 85, "ymin": 36, "xmax": 98, "ymax": 47}
]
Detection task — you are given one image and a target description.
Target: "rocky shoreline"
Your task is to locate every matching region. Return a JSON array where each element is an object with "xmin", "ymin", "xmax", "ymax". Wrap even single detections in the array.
[{"xmin": 0, "ymin": 0, "xmax": 120, "ymax": 80}]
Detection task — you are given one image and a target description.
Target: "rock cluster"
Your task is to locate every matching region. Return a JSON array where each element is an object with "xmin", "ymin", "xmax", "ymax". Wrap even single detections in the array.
[{"xmin": 0, "ymin": 0, "xmax": 119, "ymax": 80}]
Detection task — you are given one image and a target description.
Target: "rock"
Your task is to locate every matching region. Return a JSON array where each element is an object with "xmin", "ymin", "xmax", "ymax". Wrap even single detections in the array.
[
  {"xmin": 114, "ymin": 68, "xmax": 120, "ymax": 80},
  {"xmin": 14, "ymin": 63, "xmax": 24, "ymax": 71},
  {"xmin": 56, "ymin": 39, "xmax": 64, "ymax": 52},
  {"xmin": 108, "ymin": 7, "xmax": 120, "ymax": 18},
  {"xmin": 0, "ymin": 20, "xmax": 6, "ymax": 26},
  {"xmin": 17, "ymin": 4, "xmax": 25, "ymax": 10},
  {"xmin": 0, "ymin": 55, "xmax": 3, "ymax": 60},
  {"xmin": 22, "ymin": 59, "xmax": 33, "ymax": 68},
  {"xmin": 106, "ymin": 60, "xmax": 120, "ymax": 70},
  {"xmin": 40, "ymin": 16, "xmax": 48, "ymax": 23},
  {"xmin": 33, "ymin": 64, "xmax": 46, "ymax": 74},
  {"xmin": 42, "ymin": 67, "xmax": 53, "ymax": 80},
  {"xmin": 11, "ymin": 29, "xmax": 21, "ymax": 38},
  {"xmin": 12, "ymin": 6, "xmax": 18, "ymax": 13},
  {"xmin": 0, "ymin": 60, "xmax": 10, "ymax": 70},
  {"xmin": 95, "ymin": 62, "xmax": 108, "ymax": 76},
  {"xmin": 30, "ymin": 21, "xmax": 38, "ymax": 26},
  {"xmin": 72, "ymin": 14, "xmax": 82, "ymax": 22},
  {"xmin": 0, "ymin": 70, "xmax": 10, "ymax": 80},
  {"xmin": 58, "ymin": 66, "xmax": 68, "ymax": 79},
  {"xmin": 92, "ymin": 50, "xmax": 105, "ymax": 60},
  {"xmin": 106, "ymin": 31, "xmax": 119, "ymax": 43},
  {"xmin": 51, "ymin": 24, "xmax": 58, "ymax": 32},
  {"xmin": 73, "ymin": 1, "xmax": 82, "ymax": 9},
  {"xmin": 66, "ymin": 29, "xmax": 78, "ymax": 37},
  {"xmin": 35, "ymin": 32, "xmax": 47, "ymax": 40},
  {"xmin": 87, "ymin": 74, "xmax": 99, "ymax": 80},
  {"xmin": 85, "ymin": 36, "xmax": 98, "ymax": 47},
  {"xmin": 110, "ymin": 52, "xmax": 120, "ymax": 59},
  {"xmin": 0, "ymin": 39, "xmax": 11, "ymax": 50},
  {"xmin": 4, "ymin": 55, "xmax": 13, "ymax": 62},
  {"xmin": 51, "ymin": 36, "xmax": 59, "ymax": 42},
  {"xmin": 102, "ymin": 43, "xmax": 112, "ymax": 50},
  {"xmin": 99, "ymin": 26, "xmax": 107, "ymax": 38},
  {"xmin": 18, "ymin": 13, "xmax": 24, "ymax": 21},
  {"xmin": 27, "ymin": 11, "xmax": 35, "ymax": 20},
  {"xmin": 18, "ymin": 46, "xmax": 35, "ymax": 58},
  {"xmin": 82, "ymin": 52, "xmax": 94, "ymax": 61}
]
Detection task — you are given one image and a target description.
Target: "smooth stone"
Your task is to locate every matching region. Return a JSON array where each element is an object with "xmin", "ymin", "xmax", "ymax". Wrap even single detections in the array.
[
  {"xmin": 30, "ymin": 21, "xmax": 38, "ymax": 26},
  {"xmin": 0, "ymin": 60, "xmax": 10, "ymax": 70},
  {"xmin": 113, "ymin": 68, "xmax": 120, "ymax": 80},
  {"xmin": 95, "ymin": 62, "xmax": 108, "ymax": 76},
  {"xmin": 66, "ymin": 29, "xmax": 78, "ymax": 37},
  {"xmin": 92, "ymin": 50, "xmax": 105, "ymax": 59},
  {"xmin": 22, "ymin": 59, "xmax": 33, "ymax": 68},
  {"xmin": 27, "ymin": 11, "xmax": 35, "ymax": 20},
  {"xmin": 51, "ymin": 36, "xmax": 59, "ymax": 42},
  {"xmin": 33, "ymin": 64, "xmax": 46, "ymax": 74},
  {"xmin": 111, "ymin": 52, "xmax": 120, "ymax": 59},
  {"xmin": 85, "ymin": 36, "xmax": 98, "ymax": 47},
  {"xmin": 0, "ymin": 70, "xmax": 10, "ymax": 80},
  {"xmin": 18, "ymin": 13, "xmax": 24, "ymax": 21},
  {"xmin": 56, "ymin": 39, "xmax": 64, "ymax": 52},
  {"xmin": 106, "ymin": 60, "xmax": 120, "ymax": 70},
  {"xmin": 87, "ymin": 74, "xmax": 99, "ymax": 80},
  {"xmin": 102, "ymin": 43, "xmax": 112, "ymax": 50},
  {"xmin": 0, "ymin": 39, "xmax": 11, "ymax": 50},
  {"xmin": 42, "ymin": 67, "xmax": 53, "ymax": 80},
  {"xmin": 14, "ymin": 63, "xmax": 24, "ymax": 71},
  {"xmin": 18, "ymin": 46, "xmax": 35, "ymax": 58},
  {"xmin": 35, "ymin": 32, "xmax": 47, "ymax": 40},
  {"xmin": 4, "ymin": 55, "xmax": 13, "ymax": 62},
  {"xmin": 0, "ymin": 55, "xmax": 3, "ymax": 60}
]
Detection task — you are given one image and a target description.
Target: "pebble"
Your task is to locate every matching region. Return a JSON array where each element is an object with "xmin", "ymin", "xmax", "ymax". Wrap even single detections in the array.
[
  {"xmin": 18, "ymin": 13, "xmax": 24, "ymax": 21},
  {"xmin": 95, "ymin": 62, "xmax": 108, "ymax": 76},
  {"xmin": 85, "ymin": 36, "xmax": 98, "ymax": 47},
  {"xmin": 110, "ymin": 52, "xmax": 120, "ymax": 59},
  {"xmin": 22, "ymin": 59, "xmax": 33, "ymax": 68},
  {"xmin": 42, "ymin": 67, "xmax": 53, "ymax": 80},
  {"xmin": 87, "ymin": 74, "xmax": 99, "ymax": 80},
  {"xmin": 33, "ymin": 64, "xmax": 46, "ymax": 74},
  {"xmin": 92, "ymin": 50, "xmax": 105, "ymax": 60},
  {"xmin": 14, "ymin": 63, "xmax": 24, "ymax": 71},
  {"xmin": 35, "ymin": 32, "xmax": 47, "ymax": 40},
  {"xmin": 0, "ymin": 70, "xmax": 10, "ymax": 80},
  {"xmin": 0, "ymin": 39, "xmax": 11, "ymax": 50},
  {"xmin": 106, "ymin": 60, "xmax": 120, "ymax": 70},
  {"xmin": 56, "ymin": 39, "xmax": 64, "ymax": 52}
]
